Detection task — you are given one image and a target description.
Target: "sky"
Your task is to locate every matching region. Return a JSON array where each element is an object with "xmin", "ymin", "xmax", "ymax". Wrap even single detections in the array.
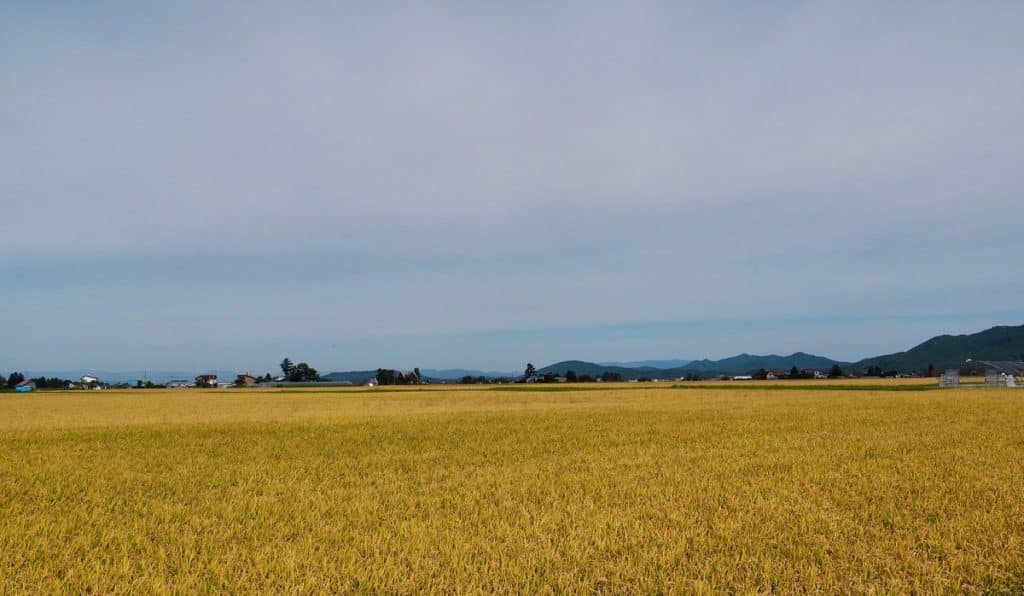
[{"xmin": 2, "ymin": 1, "xmax": 1023, "ymax": 373}]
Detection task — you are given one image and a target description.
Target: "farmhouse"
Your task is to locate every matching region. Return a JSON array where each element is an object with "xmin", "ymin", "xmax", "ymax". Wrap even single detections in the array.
[
  {"xmin": 15, "ymin": 380, "xmax": 36, "ymax": 393},
  {"xmin": 234, "ymin": 374, "xmax": 257, "ymax": 386},
  {"xmin": 195, "ymin": 374, "xmax": 218, "ymax": 387}
]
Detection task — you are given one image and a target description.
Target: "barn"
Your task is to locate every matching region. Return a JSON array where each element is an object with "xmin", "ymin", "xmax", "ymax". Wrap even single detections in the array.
[{"xmin": 15, "ymin": 380, "xmax": 36, "ymax": 393}]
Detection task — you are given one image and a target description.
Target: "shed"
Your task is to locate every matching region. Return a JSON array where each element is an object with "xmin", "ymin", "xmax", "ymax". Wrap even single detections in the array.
[{"xmin": 15, "ymin": 380, "xmax": 36, "ymax": 393}]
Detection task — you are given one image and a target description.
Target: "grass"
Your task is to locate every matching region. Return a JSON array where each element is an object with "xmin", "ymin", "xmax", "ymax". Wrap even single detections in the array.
[{"xmin": 2, "ymin": 384, "xmax": 1023, "ymax": 592}]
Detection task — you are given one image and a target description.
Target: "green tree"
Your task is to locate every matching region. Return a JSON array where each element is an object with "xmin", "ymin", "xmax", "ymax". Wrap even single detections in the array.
[
  {"xmin": 376, "ymin": 369, "xmax": 397, "ymax": 385},
  {"xmin": 524, "ymin": 363, "xmax": 536, "ymax": 380},
  {"xmin": 7, "ymin": 372, "xmax": 25, "ymax": 388},
  {"xmin": 789, "ymin": 366, "xmax": 800, "ymax": 379},
  {"xmin": 288, "ymin": 362, "xmax": 319, "ymax": 382},
  {"xmin": 280, "ymin": 358, "xmax": 294, "ymax": 378},
  {"xmin": 565, "ymin": 370, "xmax": 578, "ymax": 383},
  {"xmin": 828, "ymin": 364, "xmax": 843, "ymax": 379}
]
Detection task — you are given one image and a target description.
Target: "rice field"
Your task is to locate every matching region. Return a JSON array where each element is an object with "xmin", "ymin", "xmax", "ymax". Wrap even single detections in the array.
[{"xmin": 2, "ymin": 382, "xmax": 1023, "ymax": 593}]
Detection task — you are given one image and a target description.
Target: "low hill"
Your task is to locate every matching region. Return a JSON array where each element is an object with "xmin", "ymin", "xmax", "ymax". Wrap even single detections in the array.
[
  {"xmin": 537, "ymin": 360, "xmax": 661, "ymax": 379},
  {"xmin": 420, "ymin": 368, "xmax": 519, "ymax": 380},
  {"xmin": 598, "ymin": 359, "xmax": 691, "ymax": 369},
  {"xmin": 322, "ymin": 370, "xmax": 378, "ymax": 384},
  {"xmin": 678, "ymin": 352, "xmax": 844, "ymax": 376},
  {"xmin": 852, "ymin": 324, "xmax": 1024, "ymax": 373}
]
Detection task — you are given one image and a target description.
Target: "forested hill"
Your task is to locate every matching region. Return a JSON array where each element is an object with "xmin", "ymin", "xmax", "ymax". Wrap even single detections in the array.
[
  {"xmin": 680, "ymin": 352, "xmax": 844, "ymax": 375},
  {"xmin": 852, "ymin": 324, "xmax": 1024, "ymax": 373}
]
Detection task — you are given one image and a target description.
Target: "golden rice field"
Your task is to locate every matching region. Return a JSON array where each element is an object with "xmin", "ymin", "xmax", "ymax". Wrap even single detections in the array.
[{"xmin": 2, "ymin": 382, "xmax": 1023, "ymax": 593}]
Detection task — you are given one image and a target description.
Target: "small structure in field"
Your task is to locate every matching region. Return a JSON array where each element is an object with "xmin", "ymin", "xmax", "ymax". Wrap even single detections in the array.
[
  {"xmin": 938, "ymin": 369, "xmax": 960, "ymax": 388},
  {"xmin": 15, "ymin": 380, "xmax": 36, "ymax": 393},
  {"xmin": 968, "ymin": 360, "xmax": 1024, "ymax": 389},
  {"xmin": 195, "ymin": 374, "xmax": 218, "ymax": 387}
]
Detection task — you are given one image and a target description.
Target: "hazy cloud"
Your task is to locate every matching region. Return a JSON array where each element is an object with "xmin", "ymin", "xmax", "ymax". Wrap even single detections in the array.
[{"xmin": 2, "ymin": 1, "xmax": 1022, "ymax": 370}]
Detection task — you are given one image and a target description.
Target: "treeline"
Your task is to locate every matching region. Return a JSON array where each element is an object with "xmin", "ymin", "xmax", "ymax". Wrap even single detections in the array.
[
  {"xmin": 280, "ymin": 359, "xmax": 320, "ymax": 382},
  {"xmin": 2, "ymin": 372, "xmax": 75, "ymax": 389},
  {"xmin": 375, "ymin": 368, "xmax": 421, "ymax": 385}
]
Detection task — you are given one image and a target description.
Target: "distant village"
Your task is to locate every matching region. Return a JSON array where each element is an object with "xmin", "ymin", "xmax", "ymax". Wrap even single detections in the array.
[{"xmin": 4, "ymin": 358, "xmax": 1022, "ymax": 392}]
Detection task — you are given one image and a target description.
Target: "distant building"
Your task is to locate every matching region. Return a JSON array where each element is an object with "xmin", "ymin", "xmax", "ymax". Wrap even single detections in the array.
[
  {"xmin": 396, "ymin": 370, "xmax": 420, "ymax": 384},
  {"xmin": 15, "ymin": 380, "xmax": 36, "ymax": 392},
  {"xmin": 234, "ymin": 374, "xmax": 257, "ymax": 386},
  {"xmin": 195, "ymin": 374, "xmax": 218, "ymax": 387},
  {"xmin": 732, "ymin": 375, "xmax": 753, "ymax": 381},
  {"xmin": 166, "ymin": 380, "xmax": 192, "ymax": 388},
  {"xmin": 365, "ymin": 378, "xmax": 378, "ymax": 387},
  {"xmin": 81, "ymin": 375, "xmax": 100, "ymax": 386}
]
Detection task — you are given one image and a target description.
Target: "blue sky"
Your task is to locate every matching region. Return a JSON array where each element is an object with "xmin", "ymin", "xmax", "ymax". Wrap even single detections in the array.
[{"xmin": 2, "ymin": 1, "xmax": 1023, "ymax": 372}]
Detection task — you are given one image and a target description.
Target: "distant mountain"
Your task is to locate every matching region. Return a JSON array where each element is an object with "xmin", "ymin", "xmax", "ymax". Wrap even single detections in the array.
[
  {"xmin": 853, "ymin": 324, "xmax": 1024, "ymax": 373},
  {"xmin": 679, "ymin": 353, "xmax": 843, "ymax": 376},
  {"xmin": 598, "ymin": 359, "xmax": 691, "ymax": 369}
]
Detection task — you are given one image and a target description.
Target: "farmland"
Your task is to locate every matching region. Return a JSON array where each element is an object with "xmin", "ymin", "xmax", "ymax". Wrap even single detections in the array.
[{"xmin": 2, "ymin": 382, "xmax": 1023, "ymax": 592}]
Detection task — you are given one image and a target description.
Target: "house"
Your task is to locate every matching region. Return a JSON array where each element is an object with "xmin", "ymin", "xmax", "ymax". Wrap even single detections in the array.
[
  {"xmin": 195, "ymin": 374, "xmax": 218, "ymax": 387},
  {"xmin": 15, "ymin": 380, "xmax": 36, "ymax": 393},
  {"xmin": 397, "ymin": 370, "xmax": 420, "ymax": 384},
  {"xmin": 234, "ymin": 374, "xmax": 257, "ymax": 386},
  {"xmin": 766, "ymin": 370, "xmax": 786, "ymax": 380},
  {"xmin": 804, "ymin": 368, "xmax": 828, "ymax": 379},
  {"xmin": 166, "ymin": 380, "xmax": 192, "ymax": 388},
  {"xmin": 81, "ymin": 375, "xmax": 100, "ymax": 386}
]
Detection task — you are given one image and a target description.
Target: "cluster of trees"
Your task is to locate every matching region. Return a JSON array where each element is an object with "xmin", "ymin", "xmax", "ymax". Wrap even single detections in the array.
[
  {"xmin": 521, "ymin": 364, "xmax": 624, "ymax": 384},
  {"xmin": 375, "ymin": 368, "xmax": 421, "ymax": 385},
  {"xmin": 280, "ymin": 358, "xmax": 320, "ymax": 382},
  {"xmin": 459, "ymin": 375, "xmax": 506, "ymax": 384},
  {"xmin": 31, "ymin": 376, "xmax": 73, "ymax": 388},
  {"xmin": 748, "ymin": 365, "xmax": 846, "ymax": 380},
  {"xmin": 862, "ymin": 366, "xmax": 901, "ymax": 378},
  {"xmin": 860, "ymin": 363, "xmax": 938, "ymax": 378},
  {"xmin": 5, "ymin": 372, "xmax": 25, "ymax": 388},
  {"xmin": 2, "ymin": 372, "xmax": 79, "ymax": 389}
]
